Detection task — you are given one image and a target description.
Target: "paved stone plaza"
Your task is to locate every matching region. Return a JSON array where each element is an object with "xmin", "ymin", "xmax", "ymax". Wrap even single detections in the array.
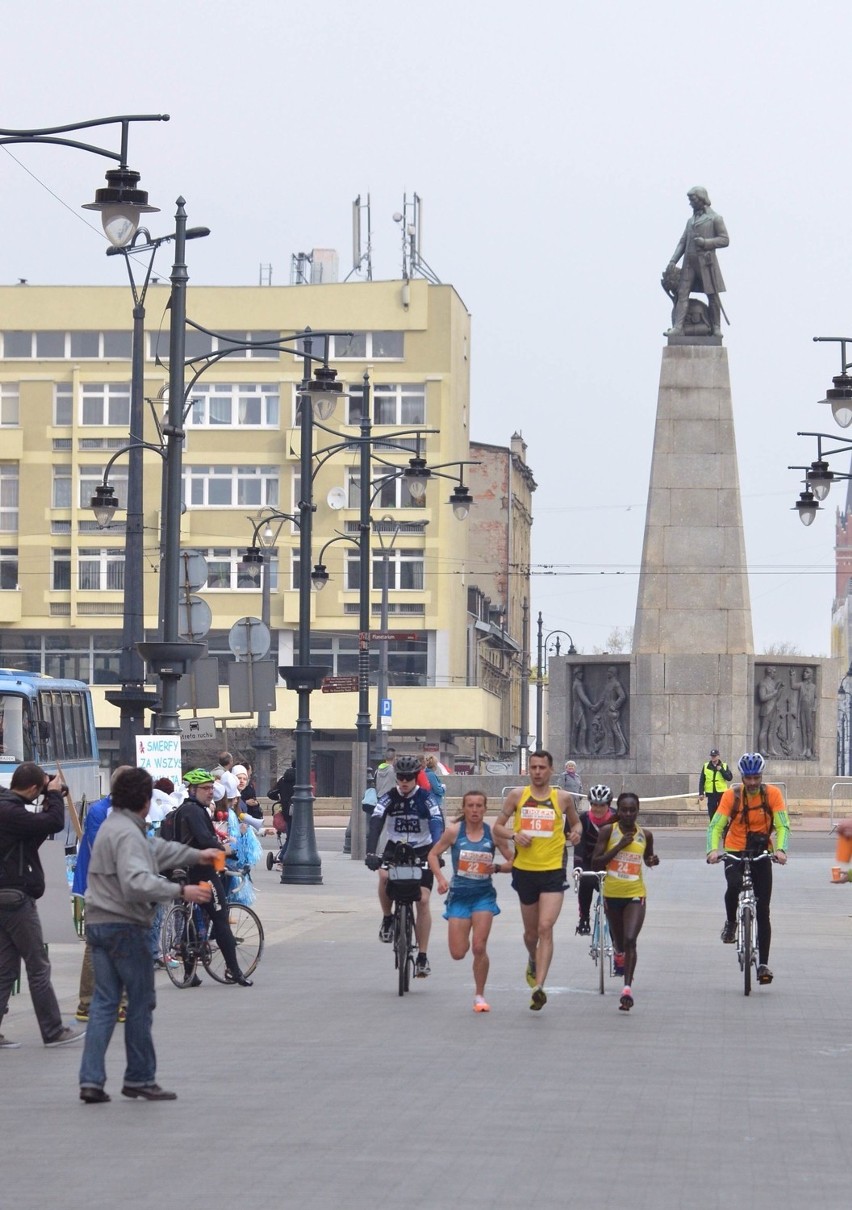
[{"xmin": 3, "ymin": 825, "xmax": 850, "ymax": 1210}]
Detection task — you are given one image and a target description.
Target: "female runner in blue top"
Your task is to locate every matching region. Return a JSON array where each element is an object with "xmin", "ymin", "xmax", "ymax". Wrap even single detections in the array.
[{"xmin": 428, "ymin": 790, "xmax": 514, "ymax": 1012}]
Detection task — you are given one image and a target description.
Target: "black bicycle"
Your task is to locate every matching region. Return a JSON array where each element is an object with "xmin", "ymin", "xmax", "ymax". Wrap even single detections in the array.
[
  {"xmin": 160, "ymin": 869, "xmax": 264, "ymax": 988},
  {"xmin": 383, "ymin": 843, "xmax": 424, "ymax": 997},
  {"xmin": 724, "ymin": 851, "xmax": 772, "ymax": 996}
]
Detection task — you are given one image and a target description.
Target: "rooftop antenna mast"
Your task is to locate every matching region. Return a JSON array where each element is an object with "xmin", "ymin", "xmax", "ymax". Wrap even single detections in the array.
[
  {"xmin": 393, "ymin": 193, "xmax": 442, "ymax": 284},
  {"xmin": 345, "ymin": 193, "xmax": 372, "ymax": 281},
  {"xmin": 290, "ymin": 252, "xmax": 312, "ymax": 285}
]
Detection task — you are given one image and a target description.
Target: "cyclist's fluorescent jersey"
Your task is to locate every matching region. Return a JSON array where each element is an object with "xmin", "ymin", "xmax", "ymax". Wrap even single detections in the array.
[
  {"xmin": 706, "ymin": 783, "xmax": 789, "ymax": 854},
  {"xmin": 450, "ymin": 821, "xmax": 496, "ymax": 892},
  {"xmin": 602, "ymin": 823, "xmax": 647, "ymax": 899},
  {"xmin": 511, "ymin": 787, "xmax": 565, "ymax": 872},
  {"xmin": 370, "ymin": 786, "xmax": 444, "ymax": 853}
]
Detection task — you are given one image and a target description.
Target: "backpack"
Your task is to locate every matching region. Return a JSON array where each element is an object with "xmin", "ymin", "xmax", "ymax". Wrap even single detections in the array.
[
  {"xmin": 725, "ymin": 784, "xmax": 772, "ymax": 853},
  {"xmin": 158, "ymin": 806, "xmax": 182, "ymax": 843}
]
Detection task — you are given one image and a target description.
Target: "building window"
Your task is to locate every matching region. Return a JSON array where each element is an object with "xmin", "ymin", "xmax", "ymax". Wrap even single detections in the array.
[
  {"xmin": 148, "ymin": 330, "xmax": 280, "ymax": 362},
  {"xmin": 347, "ymin": 382, "xmax": 424, "ymax": 425},
  {"xmin": 78, "ymin": 548, "xmax": 125, "ymax": 591},
  {"xmin": 52, "ymin": 549, "xmax": 71, "ymax": 591},
  {"xmin": 184, "ymin": 465, "xmax": 279, "ymax": 508},
  {"xmin": 0, "ymin": 385, "xmax": 19, "ymax": 426},
  {"xmin": 54, "ymin": 384, "xmax": 72, "ymax": 426},
  {"xmin": 81, "ymin": 383, "xmax": 130, "ymax": 426},
  {"xmin": 346, "ymin": 548, "xmax": 424, "ymax": 592},
  {"xmin": 0, "ymin": 548, "xmax": 18, "ymax": 589},
  {"xmin": 0, "ymin": 464, "xmax": 19, "ymax": 531},
  {"xmin": 330, "ymin": 332, "xmax": 404, "ymax": 360},
  {"xmin": 309, "ymin": 631, "xmax": 426, "ymax": 685},
  {"xmin": 200, "ymin": 547, "xmax": 279, "ymax": 590},
  {"xmin": 80, "ymin": 466, "xmax": 128, "ymax": 511},
  {"xmin": 346, "ymin": 467, "xmax": 425, "ymax": 510},
  {"xmin": 1, "ymin": 331, "xmax": 133, "ymax": 359},
  {"xmin": 52, "ymin": 467, "xmax": 71, "ymax": 508},
  {"xmin": 188, "ymin": 383, "xmax": 279, "ymax": 428},
  {"xmin": 215, "ymin": 331, "xmax": 281, "ymax": 359}
]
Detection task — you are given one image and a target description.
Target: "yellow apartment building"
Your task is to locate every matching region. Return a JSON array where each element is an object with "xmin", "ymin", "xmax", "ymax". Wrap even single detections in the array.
[{"xmin": 0, "ymin": 277, "xmax": 529, "ymax": 791}]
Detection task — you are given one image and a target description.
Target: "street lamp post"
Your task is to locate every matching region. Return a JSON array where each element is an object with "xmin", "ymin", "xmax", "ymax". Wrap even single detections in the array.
[
  {"xmin": 241, "ymin": 508, "xmax": 299, "ymax": 795},
  {"xmin": 277, "ymin": 338, "xmax": 347, "ymax": 885},
  {"xmin": 0, "ymin": 114, "xmax": 168, "ymax": 762},
  {"xmin": 534, "ymin": 613, "xmax": 577, "ymax": 753},
  {"xmin": 310, "ymin": 395, "xmax": 475, "ymax": 857},
  {"xmin": 136, "ymin": 200, "xmax": 207, "ymax": 730}
]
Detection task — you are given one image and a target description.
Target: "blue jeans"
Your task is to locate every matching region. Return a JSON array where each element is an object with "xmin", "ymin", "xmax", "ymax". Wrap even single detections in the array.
[{"xmin": 79, "ymin": 923, "xmax": 156, "ymax": 1090}]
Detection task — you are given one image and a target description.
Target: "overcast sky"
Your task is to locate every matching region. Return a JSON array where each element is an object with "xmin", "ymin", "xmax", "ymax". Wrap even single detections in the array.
[{"xmin": 3, "ymin": 0, "xmax": 850, "ymax": 659}]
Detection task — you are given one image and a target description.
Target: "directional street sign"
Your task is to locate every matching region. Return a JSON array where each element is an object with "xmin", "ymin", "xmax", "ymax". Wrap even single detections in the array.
[
  {"xmin": 368, "ymin": 631, "xmax": 419, "ymax": 643},
  {"xmin": 321, "ymin": 676, "xmax": 360, "ymax": 693},
  {"xmin": 179, "ymin": 716, "xmax": 217, "ymax": 742}
]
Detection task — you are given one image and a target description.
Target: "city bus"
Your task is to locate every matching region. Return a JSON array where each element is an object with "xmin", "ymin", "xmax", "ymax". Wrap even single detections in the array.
[{"xmin": 0, "ymin": 670, "xmax": 102, "ymax": 809}]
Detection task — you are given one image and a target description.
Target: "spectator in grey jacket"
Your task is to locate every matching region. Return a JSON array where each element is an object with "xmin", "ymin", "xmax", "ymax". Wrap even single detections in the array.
[
  {"xmin": 560, "ymin": 761, "xmax": 583, "ymax": 798},
  {"xmin": 78, "ymin": 766, "xmax": 219, "ymax": 1104}
]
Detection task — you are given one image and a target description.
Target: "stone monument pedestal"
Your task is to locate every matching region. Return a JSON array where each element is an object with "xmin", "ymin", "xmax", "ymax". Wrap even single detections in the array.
[{"xmin": 546, "ymin": 341, "xmax": 841, "ymax": 797}]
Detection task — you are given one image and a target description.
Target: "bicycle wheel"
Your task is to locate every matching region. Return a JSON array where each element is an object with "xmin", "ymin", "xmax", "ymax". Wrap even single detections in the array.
[
  {"xmin": 596, "ymin": 902, "xmax": 607, "ymax": 995},
  {"xmin": 161, "ymin": 905, "xmax": 199, "ymax": 988},
  {"xmin": 395, "ymin": 904, "xmax": 408, "ymax": 996},
  {"xmin": 404, "ymin": 904, "xmax": 415, "ymax": 992},
  {"xmin": 742, "ymin": 904, "xmax": 753, "ymax": 996},
  {"xmin": 202, "ymin": 904, "xmax": 265, "ymax": 983}
]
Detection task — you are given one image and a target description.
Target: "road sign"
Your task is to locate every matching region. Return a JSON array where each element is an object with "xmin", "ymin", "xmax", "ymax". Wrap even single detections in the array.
[
  {"xmin": 379, "ymin": 697, "xmax": 392, "ymax": 730},
  {"xmin": 178, "ymin": 596, "xmax": 212, "ymax": 641},
  {"xmin": 179, "ymin": 716, "xmax": 217, "ymax": 742},
  {"xmin": 228, "ymin": 617, "xmax": 271, "ymax": 659},
  {"xmin": 368, "ymin": 631, "xmax": 419, "ymax": 643},
  {"xmin": 321, "ymin": 676, "xmax": 360, "ymax": 693}
]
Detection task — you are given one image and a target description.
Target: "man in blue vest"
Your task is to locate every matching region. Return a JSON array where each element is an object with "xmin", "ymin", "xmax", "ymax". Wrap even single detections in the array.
[{"xmin": 697, "ymin": 748, "xmax": 733, "ymax": 819}]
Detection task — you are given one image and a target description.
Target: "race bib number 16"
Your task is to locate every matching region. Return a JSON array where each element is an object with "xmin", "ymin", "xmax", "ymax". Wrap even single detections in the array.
[{"xmin": 519, "ymin": 806, "xmax": 555, "ymax": 837}]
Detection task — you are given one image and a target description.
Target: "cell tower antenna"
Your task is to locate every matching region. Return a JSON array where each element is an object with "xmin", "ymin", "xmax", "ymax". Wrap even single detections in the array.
[
  {"xmin": 393, "ymin": 192, "xmax": 442, "ymax": 284},
  {"xmin": 345, "ymin": 193, "xmax": 373, "ymax": 281}
]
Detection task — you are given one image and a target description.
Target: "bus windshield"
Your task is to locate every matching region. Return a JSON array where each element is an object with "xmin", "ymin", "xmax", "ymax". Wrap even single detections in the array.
[{"xmin": 0, "ymin": 693, "xmax": 34, "ymax": 763}]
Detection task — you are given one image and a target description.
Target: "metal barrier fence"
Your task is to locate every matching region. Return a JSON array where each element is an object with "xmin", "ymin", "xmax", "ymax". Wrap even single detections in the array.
[{"xmin": 829, "ymin": 782, "xmax": 852, "ymax": 832}]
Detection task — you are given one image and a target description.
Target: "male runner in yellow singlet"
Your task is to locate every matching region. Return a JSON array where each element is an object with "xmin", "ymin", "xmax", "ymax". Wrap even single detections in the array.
[{"xmin": 495, "ymin": 751, "xmax": 581, "ymax": 1010}]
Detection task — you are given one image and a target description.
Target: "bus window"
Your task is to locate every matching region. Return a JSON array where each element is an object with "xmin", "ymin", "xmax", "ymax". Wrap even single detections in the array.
[
  {"xmin": 0, "ymin": 694, "xmax": 32, "ymax": 762},
  {"xmin": 70, "ymin": 693, "xmax": 92, "ymax": 760},
  {"xmin": 36, "ymin": 692, "xmax": 56, "ymax": 762},
  {"xmin": 61, "ymin": 692, "xmax": 77, "ymax": 759}
]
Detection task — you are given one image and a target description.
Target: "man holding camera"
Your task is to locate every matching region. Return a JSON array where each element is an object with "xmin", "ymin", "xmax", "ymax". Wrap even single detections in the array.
[{"xmin": 0, "ymin": 762, "xmax": 85, "ymax": 1049}]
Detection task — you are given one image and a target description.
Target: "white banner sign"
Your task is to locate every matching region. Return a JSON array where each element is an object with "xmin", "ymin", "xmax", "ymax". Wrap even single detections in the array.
[{"xmin": 136, "ymin": 735, "xmax": 182, "ymax": 783}]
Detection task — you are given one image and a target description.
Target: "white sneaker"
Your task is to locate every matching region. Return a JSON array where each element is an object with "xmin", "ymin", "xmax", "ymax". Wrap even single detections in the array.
[{"xmin": 0, "ymin": 1034, "xmax": 21, "ymax": 1049}]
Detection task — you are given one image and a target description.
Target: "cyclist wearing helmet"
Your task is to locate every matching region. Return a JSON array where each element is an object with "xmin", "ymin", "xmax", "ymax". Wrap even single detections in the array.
[
  {"xmin": 571, "ymin": 785, "xmax": 617, "ymax": 935},
  {"xmin": 173, "ymin": 769, "xmax": 253, "ymax": 987},
  {"xmin": 706, "ymin": 752, "xmax": 789, "ymax": 985},
  {"xmin": 365, "ymin": 754, "xmax": 445, "ymax": 977}
]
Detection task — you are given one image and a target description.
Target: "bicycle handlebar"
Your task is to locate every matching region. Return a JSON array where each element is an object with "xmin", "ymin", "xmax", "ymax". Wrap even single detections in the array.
[
  {"xmin": 716, "ymin": 851, "xmax": 778, "ymax": 864},
  {"xmin": 572, "ymin": 868, "xmax": 604, "ymax": 891}
]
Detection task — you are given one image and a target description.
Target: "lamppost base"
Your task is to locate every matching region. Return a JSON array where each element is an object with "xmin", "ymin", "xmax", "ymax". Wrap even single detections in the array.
[{"xmin": 279, "ymin": 861, "xmax": 323, "ymax": 886}]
